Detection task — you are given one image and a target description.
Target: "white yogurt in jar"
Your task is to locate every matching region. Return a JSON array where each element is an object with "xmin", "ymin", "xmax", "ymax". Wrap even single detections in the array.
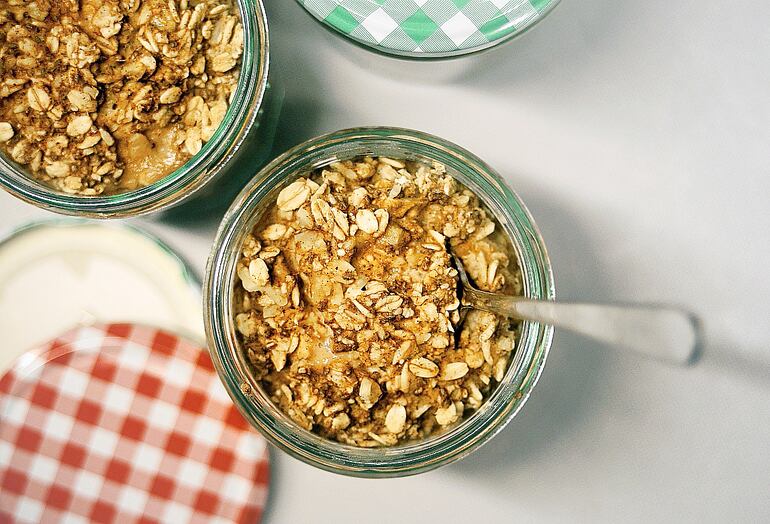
[{"xmin": 0, "ymin": 221, "xmax": 202, "ymax": 373}]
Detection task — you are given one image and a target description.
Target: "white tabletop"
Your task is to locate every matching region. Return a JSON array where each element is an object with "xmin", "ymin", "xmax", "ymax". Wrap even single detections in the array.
[{"xmin": 2, "ymin": 1, "xmax": 769, "ymax": 522}]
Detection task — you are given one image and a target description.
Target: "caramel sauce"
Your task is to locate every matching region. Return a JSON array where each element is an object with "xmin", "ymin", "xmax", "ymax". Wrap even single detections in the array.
[{"xmin": 117, "ymin": 127, "xmax": 186, "ymax": 190}]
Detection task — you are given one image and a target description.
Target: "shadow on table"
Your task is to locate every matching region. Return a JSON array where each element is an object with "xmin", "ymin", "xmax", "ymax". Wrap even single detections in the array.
[
  {"xmin": 334, "ymin": 0, "xmax": 622, "ymax": 86},
  {"xmin": 448, "ymin": 0, "xmax": 624, "ymax": 90},
  {"xmin": 699, "ymin": 342, "xmax": 770, "ymax": 389},
  {"xmin": 259, "ymin": 446, "xmax": 281, "ymax": 524},
  {"xmin": 446, "ymin": 181, "xmax": 614, "ymax": 478}
]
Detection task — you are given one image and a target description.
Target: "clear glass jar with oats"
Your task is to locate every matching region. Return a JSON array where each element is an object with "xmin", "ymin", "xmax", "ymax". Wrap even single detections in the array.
[
  {"xmin": 205, "ymin": 127, "xmax": 555, "ymax": 477},
  {"xmin": 0, "ymin": 0, "xmax": 278, "ymax": 217}
]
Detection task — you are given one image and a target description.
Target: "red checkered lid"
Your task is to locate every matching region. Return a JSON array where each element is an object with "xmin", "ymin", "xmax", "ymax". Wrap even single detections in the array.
[{"xmin": 0, "ymin": 323, "xmax": 270, "ymax": 524}]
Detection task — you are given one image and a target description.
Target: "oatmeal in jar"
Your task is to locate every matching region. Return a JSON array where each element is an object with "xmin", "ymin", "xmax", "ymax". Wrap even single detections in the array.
[
  {"xmin": 234, "ymin": 157, "xmax": 522, "ymax": 447},
  {"xmin": 0, "ymin": 0, "xmax": 243, "ymax": 195}
]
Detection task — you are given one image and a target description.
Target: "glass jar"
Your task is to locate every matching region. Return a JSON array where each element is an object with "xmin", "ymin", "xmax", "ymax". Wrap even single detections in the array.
[
  {"xmin": 204, "ymin": 127, "xmax": 555, "ymax": 477},
  {"xmin": 0, "ymin": 0, "xmax": 276, "ymax": 219}
]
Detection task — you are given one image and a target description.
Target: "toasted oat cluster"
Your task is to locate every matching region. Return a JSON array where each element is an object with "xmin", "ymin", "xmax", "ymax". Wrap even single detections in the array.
[
  {"xmin": 0, "ymin": 0, "xmax": 242, "ymax": 195},
  {"xmin": 234, "ymin": 157, "xmax": 522, "ymax": 447}
]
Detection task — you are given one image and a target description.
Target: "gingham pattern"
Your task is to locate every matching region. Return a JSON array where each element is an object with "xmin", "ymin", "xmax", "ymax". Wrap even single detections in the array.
[
  {"xmin": 297, "ymin": 0, "xmax": 557, "ymax": 56},
  {"xmin": 0, "ymin": 324, "xmax": 269, "ymax": 524}
]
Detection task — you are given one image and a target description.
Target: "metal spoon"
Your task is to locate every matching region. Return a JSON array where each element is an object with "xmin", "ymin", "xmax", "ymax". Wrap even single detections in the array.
[{"xmin": 452, "ymin": 255, "xmax": 700, "ymax": 365}]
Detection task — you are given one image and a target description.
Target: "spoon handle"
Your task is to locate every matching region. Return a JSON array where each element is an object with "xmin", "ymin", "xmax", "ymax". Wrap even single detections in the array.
[{"xmin": 467, "ymin": 292, "xmax": 700, "ymax": 365}]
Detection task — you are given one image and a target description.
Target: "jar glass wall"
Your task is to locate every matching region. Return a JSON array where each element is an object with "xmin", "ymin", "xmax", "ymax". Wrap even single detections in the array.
[
  {"xmin": 0, "ymin": 0, "xmax": 274, "ymax": 219},
  {"xmin": 205, "ymin": 127, "xmax": 555, "ymax": 477}
]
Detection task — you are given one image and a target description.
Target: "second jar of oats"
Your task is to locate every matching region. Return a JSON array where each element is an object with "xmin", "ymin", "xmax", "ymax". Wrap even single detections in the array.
[
  {"xmin": 0, "ymin": 0, "xmax": 278, "ymax": 217},
  {"xmin": 205, "ymin": 127, "xmax": 555, "ymax": 477}
]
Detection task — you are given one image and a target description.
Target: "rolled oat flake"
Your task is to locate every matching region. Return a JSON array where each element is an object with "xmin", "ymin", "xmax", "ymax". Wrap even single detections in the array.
[{"xmin": 297, "ymin": 0, "xmax": 560, "ymax": 58}]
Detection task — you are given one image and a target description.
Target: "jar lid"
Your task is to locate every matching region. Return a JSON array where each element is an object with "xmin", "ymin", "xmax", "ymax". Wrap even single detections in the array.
[
  {"xmin": 0, "ymin": 323, "xmax": 270, "ymax": 523},
  {"xmin": 0, "ymin": 220, "xmax": 202, "ymax": 374},
  {"xmin": 297, "ymin": 0, "xmax": 559, "ymax": 58}
]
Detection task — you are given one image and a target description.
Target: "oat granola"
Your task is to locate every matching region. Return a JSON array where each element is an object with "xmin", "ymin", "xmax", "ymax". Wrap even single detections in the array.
[
  {"xmin": 234, "ymin": 157, "xmax": 523, "ymax": 447},
  {"xmin": 0, "ymin": 0, "xmax": 242, "ymax": 195}
]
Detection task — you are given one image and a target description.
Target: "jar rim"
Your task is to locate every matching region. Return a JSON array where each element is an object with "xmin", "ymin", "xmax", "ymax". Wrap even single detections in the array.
[
  {"xmin": 204, "ymin": 127, "xmax": 555, "ymax": 477},
  {"xmin": 0, "ymin": 0, "xmax": 270, "ymax": 219}
]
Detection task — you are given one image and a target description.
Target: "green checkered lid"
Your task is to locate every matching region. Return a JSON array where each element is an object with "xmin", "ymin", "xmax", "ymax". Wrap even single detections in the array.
[{"xmin": 298, "ymin": 0, "xmax": 559, "ymax": 58}]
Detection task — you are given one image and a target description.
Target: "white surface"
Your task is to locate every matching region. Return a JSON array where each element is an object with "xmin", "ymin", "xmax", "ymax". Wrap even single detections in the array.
[{"xmin": 1, "ymin": 0, "xmax": 769, "ymax": 522}]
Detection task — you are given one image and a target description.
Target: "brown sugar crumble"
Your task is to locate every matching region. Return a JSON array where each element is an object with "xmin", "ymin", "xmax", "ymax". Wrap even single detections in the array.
[
  {"xmin": 234, "ymin": 157, "xmax": 523, "ymax": 447},
  {"xmin": 0, "ymin": 0, "xmax": 242, "ymax": 195}
]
